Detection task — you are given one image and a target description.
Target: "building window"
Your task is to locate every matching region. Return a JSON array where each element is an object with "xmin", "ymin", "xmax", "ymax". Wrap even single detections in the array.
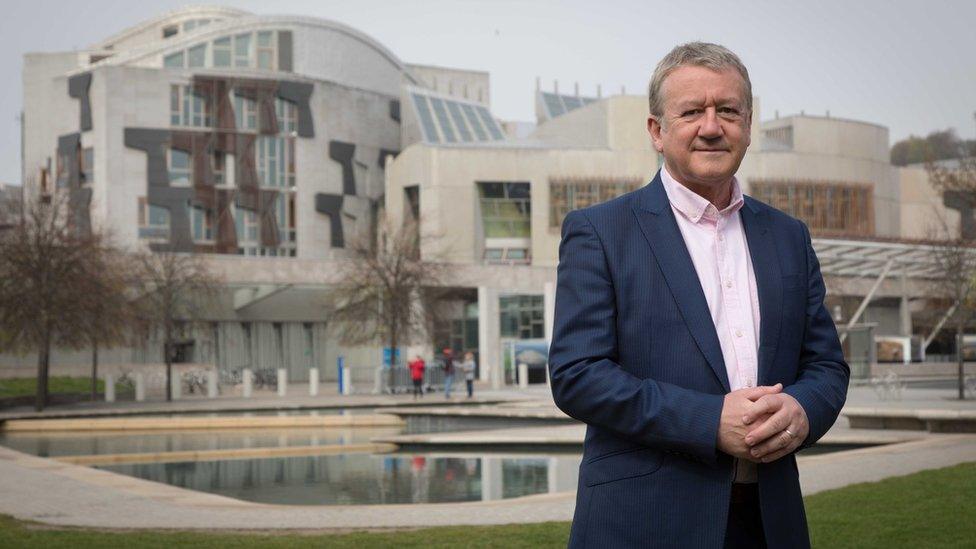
[
  {"xmin": 55, "ymin": 147, "xmax": 70, "ymax": 188},
  {"xmin": 275, "ymin": 98, "xmax": 296, "ymax": 134},
  {"xmin": 168, "ymin": 149, "xmax": 192, "ymax": 186},
  {"xmin": 750, "ymin": 180, "xmax": 874, "ymax": 237},
  {"xmin": 163, "ymin": 51, "xmax": 185, "ymax": 68},
  {"xmin": 234, "ymin": 206, "xmax": 260, "ymax": 254},
  {"xmin": 213, "ymin": 150, "xmax": 226, "ymax": 185},
  {"xmin": 478, "ymin": 182, "xmax": 530, "ymax": 238},
  {"xmin": 276, "ymin": 192, "xmax": 296, "ymax": 246},
  {"xmin": 187, "ymin": 43, "xmax": 206, "ymax": 68},
  {"xmin": 138, "ymin": 197, "xmax": 170, "ymax": 240},
  {"xmin": 234, "ymin": 33, "xmax": 251, "ymax": 67},
  {"xmin": 187, "ymin": 202, "xmax": 214, "ymax": 242},
  {"xmin": 256, "ymin": 31, "xmax": 275, "ymax": 69},
  {"xmin": 162, "ymin": 26, "xmax": 178, "ymax": 39},
  {"xmin": 234, "ymin": 95, "xmax": 257, "ymax": 130},
  {"xmin": 213, "ymin": 37, "xmax": 231, "ymax": 67},
  {"xmin": 548, "ymin": 177, "xmax": 642, "ymax": 228},
  {"xmin": 80, "ymin": 147, "xmax": 94, "ymax": 185},
  {"xmin": 256, "ymin": 136, "xmax": 294, "ymax": 188},
  {"xmin": 170, "ymin": 84, "xmax": 212, "ymax": 127},
  {"xmin": 762, "ymin": 126, "xmax": 794, "ymax": 151},
  {"xmin": 499, "ymin": 295, "xmax": 544, "ymax": 339}
]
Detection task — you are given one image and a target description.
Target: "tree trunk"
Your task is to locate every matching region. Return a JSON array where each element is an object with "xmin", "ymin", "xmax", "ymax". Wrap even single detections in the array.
[
  {"xmin": 165, "ymin": 340, "xmax": 173, "ymax": 402},
  {"xmin": 35, "ymin": 340, "xmax": 50, "ymax": 412},
  {"xmin": 90, "ymin": 342, "xmax": 99, "ymax": 401},
  {"xmin": 959, "ymin": 320, "xmax": 966, "ymax": 400}
]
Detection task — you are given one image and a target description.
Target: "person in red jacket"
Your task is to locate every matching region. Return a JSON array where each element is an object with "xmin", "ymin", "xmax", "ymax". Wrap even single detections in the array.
[{"xmin": 408, "ymin": 355, "xmax": 425, "ymax": 399}]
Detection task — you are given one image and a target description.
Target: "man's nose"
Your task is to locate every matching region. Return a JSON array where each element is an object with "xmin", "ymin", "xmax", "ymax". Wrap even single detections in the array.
[{"xmin": 698, "ymin": 108, "xmax": 722, "ymax": 139}]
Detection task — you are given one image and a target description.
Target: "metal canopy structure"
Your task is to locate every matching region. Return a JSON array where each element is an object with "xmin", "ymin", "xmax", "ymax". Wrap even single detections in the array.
[{"xmin": 812, "ymin": 237, "xmax": 976, "ymax": 280}]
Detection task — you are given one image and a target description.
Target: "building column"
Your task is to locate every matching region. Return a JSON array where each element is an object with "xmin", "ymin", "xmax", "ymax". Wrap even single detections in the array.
[
  {"xmin": 543, "ymin": 281, "xmax": 556, "ymax": 343},
  {"xmin": 478, "ymin": 286, "xmax": 501, "ymax": 388},
  {"xmin": 899, "ymin": 273, "xmax": 913, "ymax": 337}
]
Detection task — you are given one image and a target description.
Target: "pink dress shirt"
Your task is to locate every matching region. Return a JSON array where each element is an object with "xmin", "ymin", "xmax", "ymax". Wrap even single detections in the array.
[{"xmin": 660, "ymin": 165, "xmax": 761, "ymax": 482}]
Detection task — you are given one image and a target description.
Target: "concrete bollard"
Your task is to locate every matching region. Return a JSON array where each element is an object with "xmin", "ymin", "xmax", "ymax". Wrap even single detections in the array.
[
  {"xmin": 242, "ymin": 368, "xmax": 253, "ymax": 398},
  {"xmin": 309, "ymin": 368, "xmax": 320, "ymax": 396},
  {"xmin": 105, "ymin": 374, "xmax": 115, "ymax": 402},
  {"xmin": 518, "ymin": 363, "xmax": 529, "ymax": 389},
  {"xmin": 135, "ymin": 372, "xmax": 146, "ymax": 401},
  {"xmin": 171, "ymin": 371, "xmax": 181, "ymax": 400},
  {"xmin": 277, "ymin": 368, "xmax": 287, "ymax": 397},
  {"xmin": 207, "ymin": 370, "xmax": 218, "ymax": 398},
  {"xmin": 341, "ymin": 367, "xmax": 353, "ymax": 395}
]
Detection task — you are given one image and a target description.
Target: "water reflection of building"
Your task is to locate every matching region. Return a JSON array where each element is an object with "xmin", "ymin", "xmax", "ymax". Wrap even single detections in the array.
[
  {"xmin": 99, "ymin": 453, "xmax": 580, "ymax": 505},
  {"xmin": 12, "ymin": 5, "xmax": 970, "ymax": 384}
]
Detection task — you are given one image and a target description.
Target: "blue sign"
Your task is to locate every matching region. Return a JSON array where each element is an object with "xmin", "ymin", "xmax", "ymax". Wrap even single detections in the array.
[{"xmin": 383, "ymin": 347, "xmax": 401, "ymax": 368}]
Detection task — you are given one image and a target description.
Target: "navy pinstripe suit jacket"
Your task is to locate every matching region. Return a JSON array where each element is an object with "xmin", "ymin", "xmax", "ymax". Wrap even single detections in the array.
[{"xmin": 548, "ymin": 172, "xmax": 849, "ymax": 548}]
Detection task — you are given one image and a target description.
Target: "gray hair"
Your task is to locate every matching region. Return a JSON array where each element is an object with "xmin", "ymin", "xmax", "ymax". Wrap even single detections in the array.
[{"xmin": 647, "ymin": 42, "xmax": 752, "ymax": 119}]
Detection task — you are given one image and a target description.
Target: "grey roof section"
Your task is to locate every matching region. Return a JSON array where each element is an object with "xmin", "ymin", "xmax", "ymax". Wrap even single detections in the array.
[
  {"xmin": 406, "ymin": 87, "xmax": 506, "ymax": 145},
  {"xmin": 538, "ymin": 91, "xmax": 599, "ymax": 121}
]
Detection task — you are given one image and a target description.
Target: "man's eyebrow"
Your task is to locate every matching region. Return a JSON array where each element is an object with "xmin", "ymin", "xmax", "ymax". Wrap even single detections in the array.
[
  {"xmin": 715, "ymin": 96, "xmax": 745, "ymax": 107},
  {"xmin": 673, "ymin": 100, "xmax": 704, "ymax": 110}
]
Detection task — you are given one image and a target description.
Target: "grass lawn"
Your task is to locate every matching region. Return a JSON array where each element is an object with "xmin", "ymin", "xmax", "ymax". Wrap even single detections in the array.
[
  {"xmin": 0, "ymin": 376, "xmax": 105, "ymax": 398},
  {"xmin": 0, "ymin": 462, "xmax": 973, "ymax": 548}
]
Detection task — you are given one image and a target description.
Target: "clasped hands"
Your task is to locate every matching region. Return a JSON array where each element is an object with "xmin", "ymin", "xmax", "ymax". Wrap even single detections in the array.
[{"xmin": 717, "ymin": 383, "xmax": 808, "ymax": 464}]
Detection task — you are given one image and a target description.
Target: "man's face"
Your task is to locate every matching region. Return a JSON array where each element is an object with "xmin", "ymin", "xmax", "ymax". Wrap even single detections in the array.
[{"xmin": 647, "ymin": 65, "xmax": 751, "ymax": 190}]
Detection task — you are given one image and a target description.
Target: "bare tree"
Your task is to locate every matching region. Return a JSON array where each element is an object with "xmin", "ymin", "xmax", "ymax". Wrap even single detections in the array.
[
  {"xmin": 325, "ymin": 216, "xmax": 455, "ymax": 370},
  {"xmin": 76, "ymin": 244, "xmax": 137, "ymax": 401},
  {"xmin": 0, "ymin": 192, "xmax": 105, "ymax": 410},
  {"xmin": 134, "ymin": 248, "xmax": 219, "ymax": 401},
  {"xmin": 926, "ymin": 160, "xmax": 976, "ymax": 399}
]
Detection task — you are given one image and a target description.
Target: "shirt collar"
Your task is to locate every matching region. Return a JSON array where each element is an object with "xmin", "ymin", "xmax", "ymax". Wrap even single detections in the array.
[{"xmin": 660, "ymin": 164, "xmax": 744, "ymax": 223}]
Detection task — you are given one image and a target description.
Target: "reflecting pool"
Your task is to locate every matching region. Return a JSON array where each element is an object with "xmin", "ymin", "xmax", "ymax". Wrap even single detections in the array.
[{"xmin": 96, "ymin": 453, "xmax": 583, "ymax": 505}]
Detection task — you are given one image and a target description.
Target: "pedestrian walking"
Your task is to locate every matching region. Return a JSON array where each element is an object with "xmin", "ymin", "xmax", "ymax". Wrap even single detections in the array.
[
  {"xmin": 408, "ymin": 355, "xmax": 425, "ymax": 400},
  {"xmin": 461, "ymin": 351, "xmax": 477, "ymax": 398}
]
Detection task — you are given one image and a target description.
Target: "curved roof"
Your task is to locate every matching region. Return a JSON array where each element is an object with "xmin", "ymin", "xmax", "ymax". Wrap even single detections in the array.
[
  {"xmin": 89, "ymin": 5, "xmax": 250, "ymax": 51},
  {"xmin": 80, "ymin": 13, "xmax": 417, "ymax": 85}
]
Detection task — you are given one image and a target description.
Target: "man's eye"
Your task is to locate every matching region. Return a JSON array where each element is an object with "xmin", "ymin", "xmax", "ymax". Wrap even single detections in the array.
[{"xmin": 682, "ymin": 109, "xmax": 702, "ymax": 117}]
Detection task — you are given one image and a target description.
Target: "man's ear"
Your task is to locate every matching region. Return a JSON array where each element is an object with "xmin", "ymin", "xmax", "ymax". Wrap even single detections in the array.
[{"xmin": 647, "ymin": 116, "xmax": 664, "ymax": 153}]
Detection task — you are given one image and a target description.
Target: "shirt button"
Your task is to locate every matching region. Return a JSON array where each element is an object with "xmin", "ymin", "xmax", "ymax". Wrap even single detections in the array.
[
  {"xmin": 725, "ymin": 280, "xmax": 732, "ymax": 288},
  {"xmin": 735, "ymin": 329, "xmax": 743, "ymax": 338},
  {"xmin": 718, "ymin": 234, "xmax": 725, "ymax": 241}
]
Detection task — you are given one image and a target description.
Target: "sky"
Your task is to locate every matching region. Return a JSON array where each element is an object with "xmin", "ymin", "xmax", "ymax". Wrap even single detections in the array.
[{"xmin": 2, "ymin": 0, "xmax": 975, "ymax": 184}]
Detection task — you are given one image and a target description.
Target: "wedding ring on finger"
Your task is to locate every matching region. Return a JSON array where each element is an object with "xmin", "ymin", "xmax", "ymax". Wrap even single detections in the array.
[{"xmin": 784, "ymin": 427, "xmax": 796, "ymax": 439}]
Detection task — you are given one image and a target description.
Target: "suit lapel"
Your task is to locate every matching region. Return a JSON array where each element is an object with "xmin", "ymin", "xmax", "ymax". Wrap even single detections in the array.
[
  {"xmin": 632, "ymin": 173, "xmax": 730, "ymax": 392},
  {"xmin": 739, "ymin": 198, "xmax": 782, "ymax": 385}
]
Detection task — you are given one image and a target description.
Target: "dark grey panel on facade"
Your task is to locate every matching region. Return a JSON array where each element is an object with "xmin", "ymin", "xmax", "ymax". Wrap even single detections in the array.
[
  {"xmin": 944, "ymin": 191, "xmax": 976, "ymax": 239},
  {"xmin": 389, "ymin": 99, "xmax": 400, "ymax": 123},
  {"xmin": 276, "ymin": 80, "xmax": 314, "ymax": 137},
  {"xmin": 124, "ymin": 127, "xmax": 194, "ymax": 252},
  {"xmin": 377, "ymin": 149, "xmax": 400, "ymax": 168},
  {"xmin": 67, "ymin": 73, "xmax": 92, "ymax": 131},
  {"xmin": 277, "ymin": 31, "xmax": 293, "ymax": 72},
  {"xmin": 329, "ymin": 141, "xmax": 357, "ymax": 196},
  {"xmin": 57, "ymin": 132, "xmax": 91, "ymax": 236},
  {"xmin": 314, "ymin": 193, "xmax": 345, "ymax": 248}
]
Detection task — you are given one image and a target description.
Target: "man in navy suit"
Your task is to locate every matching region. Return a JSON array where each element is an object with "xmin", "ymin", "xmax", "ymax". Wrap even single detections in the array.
[{"xmin": 548, "ymin": 42, "xmax": 849, "ymax": 548}]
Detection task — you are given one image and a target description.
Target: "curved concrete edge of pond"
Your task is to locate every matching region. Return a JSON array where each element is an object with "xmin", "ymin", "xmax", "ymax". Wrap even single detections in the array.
[
  {"xmin": 0, "ymin": 444, "xmax": 577, "ymax": 530},
  {"xmin": 54, "ymin": 442, "xmax": 399, "ymax": 466},
  {"xmin": 0, "ymin": 414, "xmax": 404, "ymax": 432},
  {"xmin": 844, "ymin": 407, "xmax": 976, "ymax": 432}
]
